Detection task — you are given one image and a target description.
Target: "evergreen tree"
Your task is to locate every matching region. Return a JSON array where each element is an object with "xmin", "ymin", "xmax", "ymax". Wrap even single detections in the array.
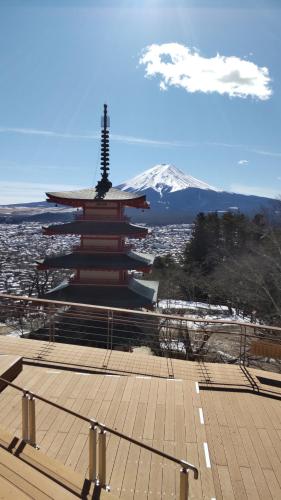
[{"xmin": 184, "ymin": 213, "xmax": 209, "ymax": 272}]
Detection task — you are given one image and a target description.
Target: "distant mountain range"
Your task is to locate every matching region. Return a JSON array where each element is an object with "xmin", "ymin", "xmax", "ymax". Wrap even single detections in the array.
[
  {"xmin": 0, "ymin": 164, "xmax": 277, "ymax": 224},
  {"xmin": 117, "ymin": 164, "xmax": 277, "ymax": 223}
]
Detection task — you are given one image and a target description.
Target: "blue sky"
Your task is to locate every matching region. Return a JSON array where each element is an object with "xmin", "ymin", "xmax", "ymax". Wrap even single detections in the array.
[{"xmin": 1, "ymin": 0, "xmax": 281, "ymax": 203}]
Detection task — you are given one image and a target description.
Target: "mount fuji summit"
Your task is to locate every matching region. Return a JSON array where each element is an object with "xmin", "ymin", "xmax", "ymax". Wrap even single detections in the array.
[
  {"xmin": 117, "ymin": 164, "xmax": 276, "ymax": 224},
  {"xmin": 118, "ymin": 164, "xmax": 218, "ymax": 196}
]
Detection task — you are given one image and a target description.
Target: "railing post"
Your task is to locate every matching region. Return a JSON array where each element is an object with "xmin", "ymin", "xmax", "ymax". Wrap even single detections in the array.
[
  {"xmin": 22, "ymin": 390, "xmax": 29, "ymax": 442},
  {"xmin": 239, "ymin": 325, "xmax": 243, "ymax": 365},
  {"xmin": 110, "ymin": 311, "xmax": 113, "ymax": 351},
  {"xmin": 98, "ymin": 427, "xmax": 107, "ymax": 488},
  {"xmin": 28, "ymin": 393, "xmax": 36, "ymax": 447},
  {"xmin": 107, "ymin": 311, "xmax": 110, "ymax": 351},
  {"xmin": 48, "ymin": 305, "xmax": 55, "ymax": 342},
  {"xmin": 180, "ymin": 467, "xmax": 189, "ymax": 500},
  {"xmin": 89, "ymin": 421, "xmax": 97, "ymax": 482},
  {"xmin": 243, "ymin": 325, "xmax": 247, "ymax": 367}
]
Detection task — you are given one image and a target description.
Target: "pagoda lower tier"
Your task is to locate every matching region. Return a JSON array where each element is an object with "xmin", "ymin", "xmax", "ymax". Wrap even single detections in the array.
[
  {"xmin": 38, "ymin": 185, "xmax": 158, "ymax": 310},
  {"xmin": 43, "ymin": 278, "xmax": 158, "ymax": 309}
]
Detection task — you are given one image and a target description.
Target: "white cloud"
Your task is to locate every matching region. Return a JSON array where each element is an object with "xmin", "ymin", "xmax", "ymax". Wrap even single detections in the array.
[
  {"xmin": 0, "ymin": 126, "xmax": 186, "ymax": 148},
  {"xmin": 0, "ymin": 181, "xmax": 82, "ymax": 205},
  {"xmin": 238, "ymin": 159, "xmax": 248, "ymax": 165},
  {"xmin": 0, "ymin": 127, "xmax": 95, "ymax": 140},
  {"xmin": 2, "ymin": 126, "xmax": 281, "ymax": 158},
  {"xmin": 140, "ymin": 43, "xmax": 272, "ymax": 100}
]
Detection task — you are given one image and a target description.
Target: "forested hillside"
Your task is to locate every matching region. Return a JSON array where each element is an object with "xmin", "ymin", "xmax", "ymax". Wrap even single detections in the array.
[{"xmin": 149, "ymin": 211, "xmax": 281, "ymax": 326}]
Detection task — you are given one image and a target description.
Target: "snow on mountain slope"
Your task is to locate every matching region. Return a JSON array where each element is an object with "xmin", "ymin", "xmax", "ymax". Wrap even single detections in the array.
[{"xmin": 117, "ymin": 164, "xmax": 218, "ymax": 196}]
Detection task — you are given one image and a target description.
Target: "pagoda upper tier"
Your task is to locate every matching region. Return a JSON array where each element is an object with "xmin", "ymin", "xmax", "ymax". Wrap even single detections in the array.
[{"xmin": 46, "ymin": 187, "xmax": 149, "ymax": 209}]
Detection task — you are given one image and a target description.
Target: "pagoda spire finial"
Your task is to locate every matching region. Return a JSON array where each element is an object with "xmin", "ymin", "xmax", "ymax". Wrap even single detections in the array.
[{"xmin": 95, "ymin": 103, "xmax": 112, "ymax": 199}]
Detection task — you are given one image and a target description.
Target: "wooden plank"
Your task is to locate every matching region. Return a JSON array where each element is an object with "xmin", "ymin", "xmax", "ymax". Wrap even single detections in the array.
[
  {"xmin": 263, "ymin": 469, "xmax": 281, "ymax": 499},
  {"xmin": 0, "ymin": 476, "xmax": 31, "ymax": 499},
  {"xmin": 258, "ymin": 428, "xmax": 281, "ymax": 488},
  {"xmin": 162, "ymin": 441, "xmax": 176, "ymax": 499},
  {"xmin": 200, "ymin": 391, "xmax": 227, "ymax": 467},
  {"xmin": 147, "ymin": 452, "xmax": 163, "ymax": 499},
  {"xmin": 222, "ymin": 393, "xmax": 248, "ymax": 467},
  {"xmin": 109, "ymin": 379, "xmax": 143, "ymax": 495},
  {"xmin": 184, "ymin": 442, "xmax": 203, "ymax": 500},
  {"xmin": 234, "ymin": 394, "xmax": 272, "ymax": 471},
  {"xmin": 164, "ymin": 381, "xmax": 175, "ymax": 441},
  {"xmin": 143, "ymin": 380, "xmax": 158, "ymax": 441},
  {"xmin": 219, "ymin": 425, "xmax": 247, "ymax": 499},
  {"xmin": 182, "ymin": 383, "xmax": 197, "ymax": 444},
  {"xmin": 121, "ymin": 442, "xmax": 140, "ymax": 498},
  {"xmin": 240, "ymin": 467, "xmax": 260, "ymax": 500},
  {"xmin": 217, "ymin": 466, "xmax": 235, "ymax": 500},
  {"xmin": 238, "ymin": 427, "xmax": 272, "ymax": 499}
]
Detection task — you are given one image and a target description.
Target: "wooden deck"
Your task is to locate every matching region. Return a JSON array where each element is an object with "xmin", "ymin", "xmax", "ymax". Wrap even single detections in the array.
[
  {"xmin": 0, "ymin": 337, "xmax": 280, "ymax": 498},
  {"xmin": 0, "ymin": 366, "xmax": 213, "ymax": 499},
  {"xmin": 0, "ymin": 336, "xmax": 254, "ymax": 386},
  {"xmin": 0, "ymin": 362, "xmax": 279, "ymax": 498}
]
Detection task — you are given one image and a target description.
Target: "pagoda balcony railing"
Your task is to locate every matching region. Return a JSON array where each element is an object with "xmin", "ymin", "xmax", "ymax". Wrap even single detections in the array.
[
  {"xmin": 72, "ymin": 244, "xmax": 133, "ymax": 253},
  {"xmin": 69, "ymin": 277, "xmax": 130, "ymax": 285},
  {"xmin": 75, "ymin": 214, "xmax": 130, "ymax": 222}
]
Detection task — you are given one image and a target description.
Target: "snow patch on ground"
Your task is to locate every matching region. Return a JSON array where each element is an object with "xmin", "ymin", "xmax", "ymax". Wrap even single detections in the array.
[{"xmin": 157, "ymin": 299, "xmax": 252, "ymax": 323}]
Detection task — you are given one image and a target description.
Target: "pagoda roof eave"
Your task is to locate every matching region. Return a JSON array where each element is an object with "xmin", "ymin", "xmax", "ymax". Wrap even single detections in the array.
[
  {"xmin": 42, "ymin": 278, "xmax": 158, "ymax": 308},
  {"xmin": 46, "ymin": 187, "xmax": 149, "ymax": 209},
  {"xmin": 37, "ymin": 251, "xmax": 155, "ymax": 271},
  {"xmin": 43, "ymin": 221, "xmax": 148, "ymax": 237}
]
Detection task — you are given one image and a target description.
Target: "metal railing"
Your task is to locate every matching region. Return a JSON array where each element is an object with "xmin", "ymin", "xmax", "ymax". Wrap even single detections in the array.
[
  {"xmin": 0, "ymin": 376, "xmax": 198, "ymax": 497},
  {"xmin": 0, "ymin": 293, "xmax": 281, "ymax": 371},
  {"xmin": 75, "ymin": 214, "xmax": 131, "ymax": 222}
]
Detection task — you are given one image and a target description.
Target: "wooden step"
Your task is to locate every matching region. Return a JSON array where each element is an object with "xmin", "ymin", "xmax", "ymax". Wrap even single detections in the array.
[
  {"xmin": 0, "ymin": 354, "xmax": 22, "ymax": 393},
  {"xmin": 0, "ymin": 445, "xmax": 78, "ymax": 499},
  {"xmin": 0, "ymin": 424, "xmax": 118, "ymax": 499}
]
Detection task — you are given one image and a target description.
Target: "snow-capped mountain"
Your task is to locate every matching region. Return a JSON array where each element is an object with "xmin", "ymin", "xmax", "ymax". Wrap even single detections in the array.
[
  {"xmin": 117, "ymin": 163, "xmax": 218, "ymax": 196},
  {"xmin": 117, "ymin": 163, "xmax": 276, "ymax": 224}
]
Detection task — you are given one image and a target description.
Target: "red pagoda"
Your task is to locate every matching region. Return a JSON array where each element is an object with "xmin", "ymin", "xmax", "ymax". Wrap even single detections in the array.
[{"xmin": 38, "ymin": 105, "xmax": 158, "ymax": 309}]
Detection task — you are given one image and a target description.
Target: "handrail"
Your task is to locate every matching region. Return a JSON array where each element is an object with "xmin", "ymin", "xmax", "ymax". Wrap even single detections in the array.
[
  {"xmin": 1, "ymin": 292, "xmax": 281, "ymax": 332},
  {"xmin": 0, "ymin": 375, "xmax": 198, "ymax": 479}
]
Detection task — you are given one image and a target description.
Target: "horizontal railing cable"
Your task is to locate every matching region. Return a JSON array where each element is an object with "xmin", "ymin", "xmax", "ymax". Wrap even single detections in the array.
[{"xmin": 1, "ymin": 292, "xmax": 281, "ymax": 331}]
